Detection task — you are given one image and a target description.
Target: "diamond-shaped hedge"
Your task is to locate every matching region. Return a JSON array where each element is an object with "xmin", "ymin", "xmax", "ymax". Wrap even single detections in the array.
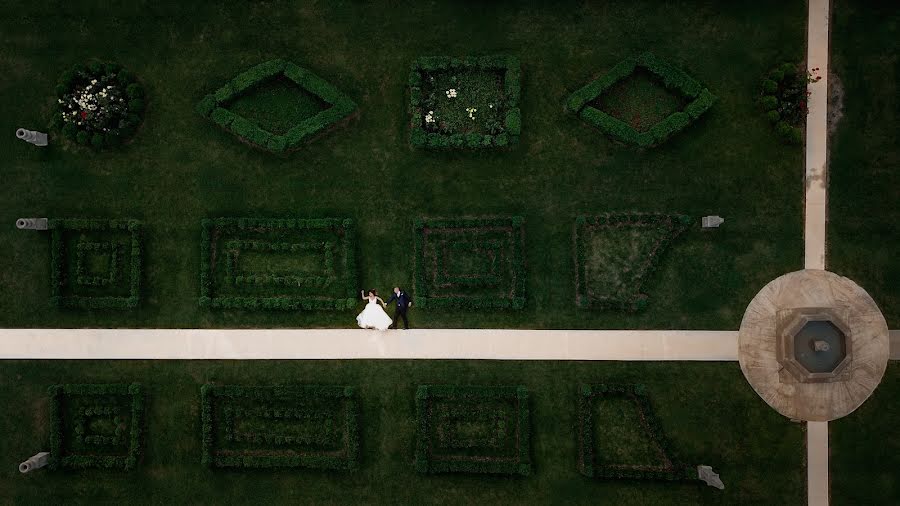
[
  {"xmin": 567, "ymin": 52, "xmax": 715, "ymax": 147},
  {"xmin": 197, "ymin": 59, "xmax": 357, "ymax": 153}
]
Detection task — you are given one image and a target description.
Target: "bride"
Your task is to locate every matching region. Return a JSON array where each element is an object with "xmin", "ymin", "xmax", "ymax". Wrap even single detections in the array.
[{"xmin": 356, "ymin": 289, "xmax": 393, "ymax": 331}]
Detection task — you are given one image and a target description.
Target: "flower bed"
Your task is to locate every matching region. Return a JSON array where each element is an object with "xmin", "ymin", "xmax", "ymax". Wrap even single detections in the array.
[
  {"xmin": 577, "ymin": 384, "xmax": 692, "ymax": 481},
  {"xmin": 567, "ymin": 52, "xmax": 715, "ymax": 147},
  {"xmin": 758, "ymin": 62, "xmax": 818, "ymax": 145},
  {"xmin": 413, "ymin": 217, "xmax": 526, "ymax": 309},
  {"xmin": 54, "ymin": 62, "xmax": 145, "ymax": 148},
  {"xmin": 49, "ymin": 218, "xmax": 143, "ymax": 309},
  {"xmin": 201, "ymin": 384, "xmax": 360, "ymax": 470},
  {"xmin": 415, "ymin": 385, "xmax": 531, "ymax": 475},
  {"xmin": 48, "ymin": 383, "xmax": 145, "ymax": 470},
  {"xmin": 574, "ymin": 213, "xmax": 690, "ymax": 311},
  {"xmin": 199, "ymin": 218, "xmax": 357, "ymax": 311},
  {"xmin": 196, "ymin": 59, "xmax": 357, "ymax": 153},
  {"xmin": 408, "ymin": 56, "xmax": 521, "ymax": 149}
]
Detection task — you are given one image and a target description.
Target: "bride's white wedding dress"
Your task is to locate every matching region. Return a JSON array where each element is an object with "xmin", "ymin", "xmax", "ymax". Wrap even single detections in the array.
[{"xmin": 357, "ymin": 299, "xmax": 393, "ymax": 331}]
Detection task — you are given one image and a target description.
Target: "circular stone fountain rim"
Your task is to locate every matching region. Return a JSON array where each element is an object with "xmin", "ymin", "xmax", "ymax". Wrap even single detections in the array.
[{"xmin": 738, "ymin": 269, "xmax": 890, "ymax": 422}]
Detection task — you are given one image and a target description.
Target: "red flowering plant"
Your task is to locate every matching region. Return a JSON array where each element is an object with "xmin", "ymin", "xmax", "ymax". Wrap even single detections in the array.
[{"xmin": 53, "ymin": 61, "xmax": 145, "ymax": 149}]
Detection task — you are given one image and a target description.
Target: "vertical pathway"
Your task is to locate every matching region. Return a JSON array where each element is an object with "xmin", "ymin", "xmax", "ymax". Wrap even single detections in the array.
[
  {"xmin": 807, "ymin": 421, "xmax": 830, "ymax": 506},
  {"xmin": 804, "ymin": 0, "xmax": 830, "ymax": 270},
  {"xmin": 805, "ymin": 1, "xmax": 831, "ymax": 505}
]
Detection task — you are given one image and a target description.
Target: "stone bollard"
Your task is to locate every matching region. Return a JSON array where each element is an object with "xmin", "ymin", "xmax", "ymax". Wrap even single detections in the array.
[
  {"xmin": 701, "ymin": 215, "xmax": 724, "ymax": 229},
  {"xmin": 15, "ymin": 218, "xmax": 49, "ymax": 230},
  {"xmin": 16, "ymin": 128, "xmax": 48, "ymax": 147},
  {"xmin": 19, "ymin": 452, "xmax": 50, "ymax": 473},
  {"xmin": 697, "ymin": 465, "xmax": 724, "ymax": 489}
]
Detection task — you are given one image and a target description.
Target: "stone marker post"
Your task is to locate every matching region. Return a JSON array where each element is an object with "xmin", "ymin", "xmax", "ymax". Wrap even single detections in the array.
[
  {"xmin": 19, "ymin": 452, "xmax": 50, "ymax": 473},
  {"xmin": 701, "ymin": 216, "xmax": 724, "ymax": 229},
  {"xmin": 15, "ymin": 218, "xmax": 49, "ymax": 230},
  {"xmin": 16, "ymin": 128, "xmax": 48, "ymax": 147},
  {"xmin": 697, "ymin": 465, "xmax": 725, "ymax": 489}
]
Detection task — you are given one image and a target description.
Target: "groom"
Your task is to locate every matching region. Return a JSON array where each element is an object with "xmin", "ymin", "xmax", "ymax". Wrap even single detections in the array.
[{"xmin": 385, "ymin": 286, "xmax": 412, "ymax": 330}]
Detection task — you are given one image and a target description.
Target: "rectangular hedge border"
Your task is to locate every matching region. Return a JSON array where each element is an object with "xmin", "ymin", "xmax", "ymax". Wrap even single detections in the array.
[
  {"xmin": 415, "ymin": 385, "xmax": 531, "ymax": 476},
  {"xmin": 577, "ymin": 383, "xmax": 692, "ymax": 481},
  {"xmin": 201, "ymin": 384, "xmax": 360, "ymax": 471},
  {"xmin": 408, "ymin": 55, "xmax": 521, "ymax": 149},
  {"xmin": 48, "ymin": 383, "xmax": 145, "ymax": 470},
  {"xmin": 413, "ymin": 217, "xmax": 526, "ymax": 310},
  {"xmin": 574, "ymin": 213, "xmax": 691, "ymax": 312},
  {"xmin": 567, "ymin": 52, "xmax": 715, "ymax": 147},
  {"xmin": 196, "ymin": 59, "xmax": 357, "ymax": 153},
  {"xmin": 199, "ymin": 218, "xmax": 357, "ymax": 311},
  {"xmin": 49, "ymin": 218, "xmax": 142, "ymax": 309}
]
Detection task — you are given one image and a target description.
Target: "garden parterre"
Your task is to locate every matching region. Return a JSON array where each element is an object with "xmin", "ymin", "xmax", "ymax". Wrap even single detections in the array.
[
  {"xmin": 2, "ymin": 1, "xmax": 807, "ymax": 332},
  {"xmin": 0, "ymin": 360, "xmax": 806, "ymax": 504}
]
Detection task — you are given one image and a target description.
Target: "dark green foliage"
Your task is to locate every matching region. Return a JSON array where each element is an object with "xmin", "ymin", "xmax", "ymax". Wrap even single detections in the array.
[
  {"xmin": 48, "ymin": 383, "xmax": 145, "ymax": 470},
  {"xmin": 759, "ymin": 95, "xmax": 779, "ymax": 110},
  {"xmin": 758, "ymin": 62, "xmax": 806, "ymax": 145},
  {"xmin": 574, "ymin": 213, "xmax": 691, "ymax": 311},
  {"xmin": 55, "ymin": 61, "xmax": 145, "ymax": 149},
  {"xmin": 48, "ymin": 219, "xmax": 142, "ymax": 309},
  {"xmin": 415, "ymin": 385, "xmax": 530, "ymax": 475},
  {"xmin": 408, "ymin": 56, "xmax": 521, "ymax": 149},
  {"xmin": 567, "ymin": 52, "xmax": 715, "ymax": 147},
  {"xmin": 413, "ymin": 217, "xmax": 526, "ymax": 310},
  {"xmin": 577, "ymin": 384, "xmax": 693, "ymax": 481},
  {"xmin": 197, "ymin": 59, "xmax": 357, "ymax": 153},
  {"xmin": 201, "ymin": 384, "xmax": 360, "ymax": 470},
  {"xmin": 199, "ymin": 218, "xmax": 357, "ymax": 311}
]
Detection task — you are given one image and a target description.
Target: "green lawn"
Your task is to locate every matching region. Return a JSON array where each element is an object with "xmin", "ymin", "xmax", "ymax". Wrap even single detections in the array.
[
  {"xmin": 0, "ymin": 360, "xmax": 803, "ymax": 505},
  {"xmin": 226, "ymin": 76, "xmax": 329, "ymax": 136},
  {"xmin": 828, "ymin": 0, "xmax": 900, "ymax": 326},
  {"xmin": 0, "ymin": 0, "xmax": 805, "ymax": 329},
  {"xmin": 832, "ymin": 363, "xmax": 900, "ymax": 505}
]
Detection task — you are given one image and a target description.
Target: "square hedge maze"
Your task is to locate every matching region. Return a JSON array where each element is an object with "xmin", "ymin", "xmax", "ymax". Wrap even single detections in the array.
[
  {"xmin": 200, "ymin": 218, "xmax": 357, "ymax": 310},
  {"xmin": 415, "ymin": 385, "xmax": 531, "ymax": 475},
  {"xmin": 201, "ymin": 385, "xmax": 360, "ymax": 470},
  {"xmin": 414, "ymin": 217, "xmax": 526, "ymax": 309},
  {"xmin": 48, "ymin": 383, "xmax": 145, "ymax": 470},
  {"xmin": 48, "ymin": 219, "xmax": 142, "ymax": 309}
]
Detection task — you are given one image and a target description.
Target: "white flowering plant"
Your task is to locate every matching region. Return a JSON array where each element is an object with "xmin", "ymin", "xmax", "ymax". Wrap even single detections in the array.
[
  {"xmin": 54, "ymin": 62, "xmax": 145, "ymax": 148},
  {"xmin": 408, "ymin": 56, "xmax": 521, "ymax": 149}
]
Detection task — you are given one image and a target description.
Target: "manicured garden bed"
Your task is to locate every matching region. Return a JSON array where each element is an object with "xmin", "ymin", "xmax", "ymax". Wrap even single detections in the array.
[
  {"xmin": 0, "ymin": 360, "xmax": 804, "ymax": 504},
  {"xmin": 2, "ymin": 0, "xmax": 806, "ymax": 331}
]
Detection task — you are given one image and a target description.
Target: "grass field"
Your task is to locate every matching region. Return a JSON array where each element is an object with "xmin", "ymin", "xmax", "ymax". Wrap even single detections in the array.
[
  {"xmin": 0, "ymin": 0, "xmax": 806, "ymax": 329},
  {"xmin": 828, "ymin": 0, "xmax": 900, "ymax": 327},
  {"xmin": 832, "ymin": 363, "xmax": 900, "ymax": 505},
  {"xmin": 0, "ymin": 360, "xmax": 804, "ymax": 505}
]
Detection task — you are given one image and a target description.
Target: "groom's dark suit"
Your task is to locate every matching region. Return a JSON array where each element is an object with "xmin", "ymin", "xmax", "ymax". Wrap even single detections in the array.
[{"xmin": 385, "ymin": 290, "xmax": 412, "ymax": 329}]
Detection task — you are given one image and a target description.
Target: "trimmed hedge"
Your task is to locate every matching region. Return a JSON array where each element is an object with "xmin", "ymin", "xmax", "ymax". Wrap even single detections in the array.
[
  {"xmin": 409, "ymin": 55, "xmax": 521, "ymax": 149},
  {"xmin": 577, "ymin": 384, "xmax": 694, "ymax": 481},
  {"xmin": 567, "ymin": 52, "xmax": 715, "ymax": 147},
  {"xmin": 201, "ymin": 384, "xmax": 360, "ymax": 470},
  {"xmin": 197, "ymin": 59, "xmax": 357, "ymax": 153},
  {"xmin": 48, "ymin": 383, "xmax": 145, "ymax": 470},
  {"xmin": 413, "ymin": 217, "xmax": 526, "ymax": 310},
  {"xmin": 415, "ymin": 385, "xmax": 531, "ymax": 476},
  {"xmin": 574, "ymin": 213, "xmax": 691, "ymax": 311},
  {"xmin": 199, "ymin": 217, "xmax": 357, "ymax": 311},
  {"xmin": 48, "ymin": 218, "xmax": 142, "ymax": 309}
]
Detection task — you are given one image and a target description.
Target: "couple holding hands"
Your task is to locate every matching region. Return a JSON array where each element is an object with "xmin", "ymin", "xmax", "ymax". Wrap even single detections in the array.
[{"xmin": 357, "ymin": 287, "xmax": 412, "ymax": 331}]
